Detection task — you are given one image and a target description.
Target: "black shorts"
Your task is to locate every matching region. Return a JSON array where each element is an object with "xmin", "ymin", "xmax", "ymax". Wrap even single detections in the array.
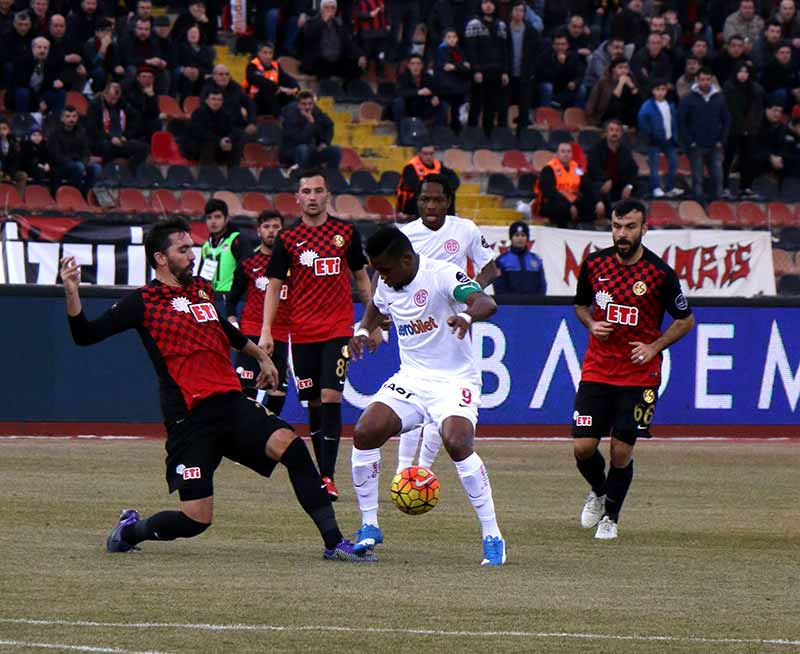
[
  {"xmin": 165, "ymin": 392, "xmax": 292, "ymax": 501},
  {"xmin": 291, "ymin": 337, "xmax": 350, "ymax": 402},
  {"xmin": 571, "ymin": 381, "xmax": 659, "ymax": 446},
  {"xmin": 235, "ymin": 337, "xmax": 289, "ymax": 394}
]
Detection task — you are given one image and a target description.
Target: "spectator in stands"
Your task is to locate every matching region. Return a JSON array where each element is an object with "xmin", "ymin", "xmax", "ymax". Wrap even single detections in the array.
[
  {"xmin": 586, "ymin": 57, "xmax": 639, "ymax": 127},
  {"xmin": 29, "ymin": 0, "xmax": 49, "ymax": 34},
  {"xmin": 353, "ymin": 0, "xmax": 390, "ymax": 71},
  {"xmin": 153, "ymin": 17, "xmax": 177, "ymax": 79},
  {"xmin": 723, "ymin": 0, "xmax": 764, "ymax": 49},
  {"xmin": 301, "ymin": 0, "xmax": 366, "ymax": 80},
  {"xmin": 86, "ymin": 80, "xmax": 149, "ymax": 169},
  {"xmin": 13, "ymin": 36, "xmax": 66, "ymax": 114},
  {"xmin": 48, "ymin": 14, "xmax": 85, "ymax": 93},
  {"xmin": 83, "ymin": 17, "xmax": 122, "ymax": 92},
  {"xmin": 566, "ymin": 14, "xmax": 592, "ymax": 62},
  {"xmin": 278, "ymin": 89, "xmax": 341, "ymax": 169},
  {"xmin": 242, "ymin": 41, "xmax": 298, "ymax": 117},
  {"xmin": 584, "ymin": 36, "xmax": 625, "ymax": 90},
  {"xmin": 175, "ymin": 23, "xmax": 214, "ymax": 100},
  {"xmin": 427, "ymin": 0, "xmax": 475, "ymax": 45},
  {"xmin": 122, "ymin": 0, "xmax": 151, "ymax": 36},
  {"xmin": 752, "ymin": 20, "xmax": 784, "ymax": 74},
  {"xmin": 661, "ymin": 7, "xmax": 683, "ymax": 55},
  {"xmin": 120, "ymin": 17, "xmax": 169, "ymax": 94},
  {"xmin": 389, "ymin": 0, "xmax": 420, "ymax": 61},
  {"xmin": 47, "ymin": 105, "xmax": 100, "ymax": 196},
  {"xmin": 678, "ymin": 67, "xmax": 730, "ymax": 201},
  {"xmin": 630, "ymin": 31, "xmax": 672, "ymax": 96},
  {"xmin": 181, "ymin": 88, "xmax": 241, "ymax": 166},
  {"xmin": 493, "ymin": 221, "xmax": 546, "ymax": 295},
  {"xmin": 611, "ymin": 0, "xmax": 648, "ymax": 54},
  {"xmin": 4, "ymin": 11, "xmax": 34, "ymax": 89},
  {"xmin": 772, "ymin": 0, "xmax": 800, "ymax": 42},
  {"xmin": 723, "ymin": 62, "xmax": 764, "ymax": 198},
  {"xmin": 171, "ymin": 0, "xmax": 215, "ymax": 45},
  {"xmin": 638, "ymin": 80, "xmax": 684, "ymax": 198},
  {"xmin": 264, "ymin": 1, "xmax": 309, "ymax": 57},
  {"xmin": 507, "ymin": 1, "xmax": 540, "ymax": 136},
  {"xmin": 433, "ymin": 28, "xmax": 471, "ymax": 134},
  {"xmin": 586, "ymin": 118, "xmax": 639, "ymax": 220},
  {"xmin": 18, "ymin": 126, "xmax": 50, "ymax": 189},
  {"xmin": 202, "ymin": 64, "xmax": 257, "ymax": 137},
  {"xmin": 67, "ymin": 0, "xmax": 101, "ymax": 54},
  {"xmin": 761, "ymin": 42, "xmax": 800, "ymax": 110},
  {"xmin": 533, "ymin": 140, "xmax": 592, "ymax": 227},
  {"xmin": 537, "ymin": 29, "xmax": 585, "ymax": 109},
  {"xmin": 676, "ymin": 55, "xmax": 718, "ymax": 99},
  {"xmin": 0, "ymin": 118, "xmax": 23, "ymax": 190},
  {"xmin": 393, "ymin": 53, "xmax": 446, "ymax": 128},
  {"xmin": 714, "ymin": 35, "xmax": 751, "ymax": 86},
  {"xmin": 760, "ymin": 102, "xmax": 800, "ymax": 182},
  {"xmin": 396, "ymin": 143, "xmax": 460, "ymax": 219},
  {"xmin": 0, "ymin": 0, "xmax": 14, "ymax": 38},
  {"xmin": 122, "ymin": 65, "xmax": 161, "ymax": 142},
  {"xmin": 687, "ymin": 37, "xmax": 714, "ymax": 70},
  {"xmin": 465, "ymin": 0, "xmax": 512, "ymax": 135}
]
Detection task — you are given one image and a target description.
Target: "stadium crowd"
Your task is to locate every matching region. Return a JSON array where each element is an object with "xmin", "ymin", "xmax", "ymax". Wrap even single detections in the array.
[{"xmin": 2, "ymin": 0, "xmax": 800, "ymax": 224}]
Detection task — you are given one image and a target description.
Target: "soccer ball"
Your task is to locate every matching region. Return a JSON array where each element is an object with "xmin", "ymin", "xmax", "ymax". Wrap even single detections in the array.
[{"xmin": 390, "ymin": 466, "xmax": 440, "ymax": 515}]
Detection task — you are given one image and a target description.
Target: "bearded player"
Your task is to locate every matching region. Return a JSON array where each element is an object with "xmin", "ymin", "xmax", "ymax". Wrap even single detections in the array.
[
  {"xmin": 349, "ymin": 226, "xmax": 506, "ymax": 566},
  {"xmin": 572, "ymin": 199, "xmax": 694, "ymax": 540}
]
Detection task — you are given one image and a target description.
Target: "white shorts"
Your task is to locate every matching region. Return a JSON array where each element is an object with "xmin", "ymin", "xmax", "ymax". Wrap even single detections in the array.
[{"xmin": 370, "ymin": 372, "xmax": 481, "ymax": 434}]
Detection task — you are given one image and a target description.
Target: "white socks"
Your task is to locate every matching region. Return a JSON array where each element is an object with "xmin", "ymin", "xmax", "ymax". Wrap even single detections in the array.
[
  {"xmin": 454, "ymin": 452, "xmax": 501, "ymax": 539},
  {"xmin": 418, "ymin": 425, "xmax": 443, "ymax": 468},
  {"xmin": 351, "ymin": 447, "xmax": 381, "ymax": 526},
  {"xmin": 396, "ymin": 426, "xmax": 421, "ymax": 473}
]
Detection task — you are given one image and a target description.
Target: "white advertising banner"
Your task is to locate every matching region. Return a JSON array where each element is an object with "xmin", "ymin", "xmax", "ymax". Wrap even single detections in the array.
[{"xmin": 479, "ymin": 225, "xmax": 776, "ymax": 297}]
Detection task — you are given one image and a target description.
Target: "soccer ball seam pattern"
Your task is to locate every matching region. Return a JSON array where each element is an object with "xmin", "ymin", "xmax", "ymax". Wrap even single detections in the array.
[{"xmin": 390, "ymin": 466, "xmax": 440, "ymax": 515}]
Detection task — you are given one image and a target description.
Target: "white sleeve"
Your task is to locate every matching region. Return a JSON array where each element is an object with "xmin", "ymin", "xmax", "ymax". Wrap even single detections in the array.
[
  {"xmin": 372, "ymin": 280, "xmax": 389, "ymax": 314},
  {"xmin": 465, "ymin": 222, "xmax": 494, "ymax": 272}
]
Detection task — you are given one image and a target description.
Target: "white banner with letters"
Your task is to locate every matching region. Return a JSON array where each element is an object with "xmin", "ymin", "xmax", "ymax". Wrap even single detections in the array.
[{"xmin": 479, "ymin": 226, "xmax": 776, "ymax": 297}]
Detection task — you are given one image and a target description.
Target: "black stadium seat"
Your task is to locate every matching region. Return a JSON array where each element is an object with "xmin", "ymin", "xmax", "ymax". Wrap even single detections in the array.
[
  {"xmin": 349, "ymin": 170, "xmax": 379, "ymax": 195},
  {"xmin": 378, "ymin": 170, "xmax": 400, "ymax": 195},
  {"xmin": 133, "ymin": 164, "xmax": 164, "ymax": 189},
  {"xmin": 517, "ymin": 128, "xmax": 547, "ymax": 151},
  {"xmin": 398, "ymin": 118, "xmax": 430, "ymax": 147},
  {"xmin": 259, "ymin": 168, "xmax": 292, "ymax": 193},
  {"xmin": 516, "ymin": 173, "xmax": 536, "ymax": 199},
  {"xmin": 487, "ymin": 173, "xmax": 516, "ymax": 197},
  {"xmin": 165, "ymin": 165, "xmax": 196, "ymax": 189},
  {"xmin": 460, "ymin": 126, "xmax": 488, "ymax": 150},
  {"xmin": 489, "ymin": 127, "xmax": 517, "ymax": 152},
  {"xmin": 326, "ymin": 169, "xmax": 350, "ymax": 194},
  {"xmin": 257, "ymin": 123, "xmax": 282, "ymax": 146},
  {"xmin": 777, "ymin": 274, "xmax": 800, "ymax": 295},
  {"xmin": 341, "ymin": 78, "xmax": 376, "ymax": 104},
  {"xmin": 318, "ymin": 78, "xmax": 344, "ymax": 100},
  {"xmin": 578, "ymin": 129, "xmax": 602, "ymax": 152},
  {"xmin": 777, "ymin": 226, "xmax": 800, "ymax": 251},
  {"xmin": 195, "ymin": 166, "xmax": 227, "ymax": 191},
  {"xmin": 228, "ymin": 167, "xmax": 257, "ymax": 192},
  {"xmin": 547, "ymin": 128, "xmax": 574, "ymax": 150},
  {"xmin": 432, "ymin": 125, "xmax": 459, "ymax": 149}
]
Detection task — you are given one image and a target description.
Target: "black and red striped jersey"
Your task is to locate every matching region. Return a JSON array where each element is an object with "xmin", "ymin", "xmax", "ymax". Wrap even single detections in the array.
[{"xmin": 227, "ymin": 249, "xmax": 290, "ymax": 341}]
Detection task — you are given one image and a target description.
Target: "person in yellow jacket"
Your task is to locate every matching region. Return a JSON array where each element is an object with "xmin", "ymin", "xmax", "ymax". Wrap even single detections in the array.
[
  {"xmin": 243, "ymin": 42, "xmax": 299, "ymax": 117},
  {"xmin": 532, "ymin": 140, "xmax": 592, "ymax": 227}
]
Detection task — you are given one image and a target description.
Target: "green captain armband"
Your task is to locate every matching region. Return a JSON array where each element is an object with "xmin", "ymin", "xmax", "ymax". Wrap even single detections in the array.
[{"xmin": 452, "ymin": 270, "xmax": 482, "ymax": 302}]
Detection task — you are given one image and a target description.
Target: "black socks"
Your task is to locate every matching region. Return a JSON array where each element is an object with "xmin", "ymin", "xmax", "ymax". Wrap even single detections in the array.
[
  {"xmin": 281, "ymin": 437, "xmax": 342, "ymax": 549},
  {"xmin": 576, "ymin": 449, "xmax": 607, "ymax": 497},
  {"xmin": 308, "ymin": 403, "xmax": 323, "ymax": 469},
  {"xmin": 319, "ymin": 402, "xmax": 342, "ymax": 479},
  {"xmin": 123, "ymin": 511, "xmax": 209, "ymax": 545},
  {"xmin": 604, "ymin": 460, "xmax": 634, "ymax": 522}
]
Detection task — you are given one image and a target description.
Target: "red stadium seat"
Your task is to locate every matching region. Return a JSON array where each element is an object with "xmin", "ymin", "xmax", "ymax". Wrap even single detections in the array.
[
  {"xmin": 563, "ymin": 107, "xmax": 587, "ymax": 131},
  {"xmin": 274, "ymin": 193, "xmax": 302, "ymax": 218},
  {"xmin": 23, "ymin": 185, "xmax": 55, "ymax": 210},
  {"xmin": 768, "ymin": 202, "xmax": 794, "ymax": 227},
  {"xmin": 708, "ymin": 201, "xmax": 737, "ymax": 226},
  {"xmin": 364, "ymin": 195, "xmax": 394, "ymax": 220},
  {"xmin": 213, "ymin": 190, "xmax": 244, "ymax": 215},
  {"xmin": 736, "ymin": 201, "xmax": 766, "ymax": 228},
  {"xmin": 571, "ymin": 142, "xmax": 587, "ymax": 170},
  {"xmin": 179, "ymin": 190, "xmax": 206, "ymax": 216},
  {"xmin": 182, "ymin": 96, "xmax": 200, "ymax": 116},
  {"xmin": 66, "ymin": 91, "xmax": 88, "ymax": 116},
  {"xmin": 358, "ymin": 100, "xmax": 383, "ymax": 122},
  {"xmin": 647, "ymin": 200, "xmax": 679, "ymax": 228},
  {"xmin": 149, "ymin": 189, "xmax": 180, "ymax": 215},
  {"xmin": 242, "ymin": 192, "xmax": 273, "ymax": 213},
  {"xmin": 501, "ymin": 150, "xmax": 533, "ymax": 173},
  {"xmin": 118, "ymin": 188, "xmax": 148, "ymax": 213},
  {"xmin": 0, "ymin": 183, "xmax": 22, "ymax": 209},
  {"xmin": 773, "ymin": 248, "xmax": 796, "ymax": 275},
  {"xmin": 531, "ymin": 150, "xmax": 554, "ymax": 173},
  {"xmin": 341, "ymin": 147, "xmax": 366, "ymax": 172},
  {"xmin": 242, "ymin": 143, "xmax": 271, "ymax": 168},
  {"xmin": 56, "ymin": 186, "xmax": 94, "ymax": 212},
  {"xmin": 534, "ymin": 106, "xmax": 566, "ymax": 130},
  {"xmin": 150, "ymin": 131, "xmax": 193, "ymax": 166},
  {"xmin": 159, "ymin": 94, "xmax": 186, "ymax": 120}
]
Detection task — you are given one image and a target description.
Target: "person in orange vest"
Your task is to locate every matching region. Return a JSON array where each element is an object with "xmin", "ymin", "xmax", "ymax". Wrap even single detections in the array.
[
  {"xmin": 532, "ymin": 140, "xmax": 592, "ymax": 227},
  {"xmin": 396, "ymin": 143, "xmax": 460, "ymax": 219},
  {"xmin": 243, "ymin": 42, "xmax": 299, "ymax": 117}
]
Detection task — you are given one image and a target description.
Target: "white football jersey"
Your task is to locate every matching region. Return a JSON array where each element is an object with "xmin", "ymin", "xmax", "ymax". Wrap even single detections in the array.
[
  {"xmin": 373, "ymin": 255, "xmax": 481, "ymax": 384},
  {"xmin": 401, "ymin": 215, "xmax": 494, "ymax": 274}
]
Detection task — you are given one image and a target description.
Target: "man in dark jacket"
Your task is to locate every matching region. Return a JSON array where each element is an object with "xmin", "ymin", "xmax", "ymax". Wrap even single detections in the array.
[
  {"xmin": 494, "ymin": 220, "xmax": 546, "ymax": 295},
  {"xmin": 507, "ymin": 0, "xmax": 540, "ymax": 136},
  {"xmin": 13, "ymin": 36, "xmax": 66, "ymax": 114},
  {"xmin": 279, "ymin": 90, "xmax": 341, "ymax": 169},
  {"xmin": 83, "ymin": 17, "xmax": 123, "ymax": 92},
  {"xmin": 393, "ymin": 53, "xmax": 446, "ymax": 127},
  {"xmin": 86, "ymin": 80, "xmax": 148, "ymax": 168},
  {"xmin": 300, "ymin": 0, "xmax": 366, "ymax": 80},
  {"xmin": 536, "ymin": 29, "xmax": 585, "ymax": 109},
  {"xmin": 761, "ymin": 42, "xmax": 800, "ymax": 110},
  {"xmin": 47, "ymin": 105, "xmax": 100, "ymax": 195},
  {"xmin": 243, "ymin": 42, "xmax": 299, "ymax": 117},
  {"xmin": 630, "ymin": 31, "xmax": 672, "ymax": 96},
  {"xmin": 181, "ymin": 89, "xmax": 241, "ymax": 166},
  {"xmin": 465, "ymin": 0, "xmax": 511, "ymax": 135},
  {"xmin": 122, "ymin": 65, "xmax": 161, "ymax": 141},
  {"xmin": 678, "ymin": 67, "xmax": 731, "ymax": 201},
  {"xmin": 611, "ymin": 0, "xmax": 648, "ymax": 52},
  {"xmin": 66, "ymin": 0, "xmax": 102, "ymax": 53},
  {"xmin": 201, "ymin": 64, "xmax": 257, "ymax": 137},
  {"xmin": 120, "ymin": 17, "xmax": 168, "ymax": 93},
  {"xmin": 586, "ymin": 118, "xmax": 639, "ymax": 220},
  {"xmin": 48, "ymin": 14, "xmax": 86, "ymax": 92}
]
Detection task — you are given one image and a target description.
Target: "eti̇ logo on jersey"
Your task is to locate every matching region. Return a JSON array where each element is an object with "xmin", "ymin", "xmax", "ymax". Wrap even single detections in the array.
[
  {"xmin": 606, "ymin": 303, "xmax": 639, "ymax": 326},
  {"xmin": 444, "ymin": 239, "xmax": 460, "ymax": 254},
  {"xmin": 171, "ymin": 297, "xmax": 219, "ymax": 323},
  {"xmin": 176, "ymin": 464, "xmax": 201, "ymax": 480},
  {"xmin": 414, "ymin": 289, "xmax": 429, "ymax": 306}
]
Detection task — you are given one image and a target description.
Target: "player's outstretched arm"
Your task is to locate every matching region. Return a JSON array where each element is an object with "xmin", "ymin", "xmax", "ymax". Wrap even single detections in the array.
[
  {"xmin": 258, "ymin": 277, "xmax": 282, "ymax": 356},
  {"xmin": 447, "ymin": 291, "xmax": 497, "ymax": 340}
]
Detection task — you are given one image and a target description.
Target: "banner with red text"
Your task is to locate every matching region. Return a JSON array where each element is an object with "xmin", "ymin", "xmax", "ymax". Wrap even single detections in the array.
[{"xmin": 479, "ymin": 226, "xmax": 776, "ymax": 297}]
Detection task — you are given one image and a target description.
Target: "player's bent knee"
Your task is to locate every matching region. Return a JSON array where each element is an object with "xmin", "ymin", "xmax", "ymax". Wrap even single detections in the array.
[
  {"xmin": 320, "ymin": 389, "xmax": 342, "ymax": 403},
  {"xmin": 265, "ymin": 427, "xmax": 297, "ymax": 460},
  {"xmin": 574, "ymin": 438, "xmax": 599, "ymax": 460},
  {"xmin": 180, "ymin": 497, "xmax": 214, "ymax": 525}
]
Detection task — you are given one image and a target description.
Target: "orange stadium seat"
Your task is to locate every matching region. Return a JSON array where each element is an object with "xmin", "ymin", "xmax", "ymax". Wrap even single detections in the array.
[
  {"xmin": 473, "ymin": 149, "xmax": 506, "ymax": 174},
  {"xmin": 274, "ymin": 193, "xmax": 301, "ymax": 218},
  {"xmin": 563, "ymin": 107, "xmax": 587, "ymax": 131},
  {"xmin": 443, "ymin": 148, "xmax": 474, "ymax": 174},
  {"xmin": 772, "ymin": 248, "xmax": 796, "ymax": 275},
  {"xmin": 0, "ymin": 183, "xmax": 22, "ymax": 209},
  {"xmin": 364, "ymin": 195, "xmax": 394, "ymax": 220},
  {"xmin": 736, "ymin": 201, "xmax": 766, "ymax": 228},
  {"xmin": 118, "ymin": 188, "xmax": 148, "ymax": 213},
  {"xmin": 647, "ymin": 200, "xmax": 679, "ymax": 228},
  {"xmin": 159, "ymin": 94, "xmax": 186, "ymax": 120},
  {"xmin": 213, "ymin": 190, "xmax": 244, "ymax": 215},
  {"xmin": 678, "ymin": 200, "xmax": 718, "ymax": 227},
  {"xmin": 179, "ymin": 190, "xmax": 206, "ymax": 216},
  {"xmin": 23, "ymin": 185, "xmax": 55, "ymax": 210},
  {"xmin": 182, "ymin": 96, "xmax": 200, "ymax": 116},
  {"xmin": 242, "ymin": 192, "xmax": 273, "ymax": 213},
  {"xmin": 358, "ymin": 100, "xmax": 383, "ymax": 122},
  {"xmin": 66, "ymin": 91, "xmax": 88, "ymax": 116},
  {"xmin": 534, "ymin": 106, "xmax": 566, "ymax": 130},
  {"xmin": 708, "ymin": 201, "xmax": 737, "ymax": 226},
  {"xmin": 56, "ymin": 186, "xmax": 94, "ymax": 212},
  {"xmin": 334, "ymin": 194, "xmax": 366, "ymax": 219},
  {"xmin": 149, "ymin": 189, "xmax": 180, "ymax": 215}
]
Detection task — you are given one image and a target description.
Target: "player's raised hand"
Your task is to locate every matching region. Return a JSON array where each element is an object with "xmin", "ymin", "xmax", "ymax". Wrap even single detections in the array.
[
  {"xmin": 258, "ymin": 333, "xmax": 274, "ymax": 356},
  {"xmin": 589, "ymin": 320, "xmax": 614, "ymax": 341},
  {"xmin": 60, "ymin": 256, "xmax": 81, "ymax": 292},
  {"xmin": 629, "ymin": 341, "xmax": 657, "ymax": 365},
  {"xmin": 349, "ymin": 334, "xmax": 371, "ymax": 360},
  {"xmin": 447, "ymin": 314, "xmax": 470, "ymax": 340},
  {"xmin": 256, "ymin": 355, "xmax": 278, "ymax": 389}
]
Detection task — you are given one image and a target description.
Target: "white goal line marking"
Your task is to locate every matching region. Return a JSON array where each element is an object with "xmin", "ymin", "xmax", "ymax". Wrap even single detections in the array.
[
  {"xmin": 1, "ymin": 618, "xmax": 798, "ymax": 648},
  {"xmin": 0, "ymin": 639, "xmax": 172, "ymax": 654}
]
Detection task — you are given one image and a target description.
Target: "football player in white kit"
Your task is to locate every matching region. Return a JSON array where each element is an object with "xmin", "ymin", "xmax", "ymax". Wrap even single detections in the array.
[
  {"xmin": 396, "ymin": 174, "xmax": 497, "ymax": 474},
  {"xmin": 348, "ymin": 227, "xmax": 506, "ymax": 566}
]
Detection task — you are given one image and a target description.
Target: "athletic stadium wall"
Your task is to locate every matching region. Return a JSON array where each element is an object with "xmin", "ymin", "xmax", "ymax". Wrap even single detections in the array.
[{"xmin": 2, "ymin": 287, "xmax": 798, "ymax": 436}]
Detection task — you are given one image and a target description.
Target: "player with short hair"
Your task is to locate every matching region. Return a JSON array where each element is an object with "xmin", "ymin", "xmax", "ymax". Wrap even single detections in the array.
[
  {"xmin": 259, "ymin": 168, "xmax": 373, "ymax": 501},
  {"xmin": 349, "ymin": 226, "xmax": 506, "ymax": 566},
  {"xmin": 198, "ymin": 198, "xmax": 243, "ymax": 313},
  {"xmin": 60, "ymin": 217, "xmax": 374, "ymax": 562},
  {"xmin": 395, "ymin": 173, "xmax": 497, "ymax": 474},
  {"xmin": 225, "ymin": 210, "xmax": 290, "ymax": 414},
  {"xmin": 573, "ymin": 199, "xmax": 694, "ymax": 540}
]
